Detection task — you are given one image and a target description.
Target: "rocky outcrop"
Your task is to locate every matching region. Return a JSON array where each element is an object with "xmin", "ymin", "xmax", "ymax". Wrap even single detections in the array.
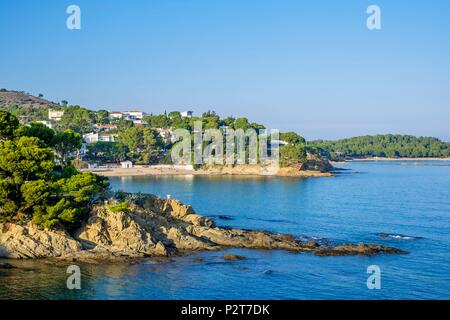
[
  {"xmin": 0, "ymin": 194, "xmax": 406, "ymax": 261},
  {"xmin": 314, "ymin": 244, "xmax": 406, "ymax": 256},
  {"xmin": 299, "ymin": 154, "xmax": 334, "ymax": 172},
  {"xmin": 0, "ymin": 223, "xmax": 81, "ymax": 259}
]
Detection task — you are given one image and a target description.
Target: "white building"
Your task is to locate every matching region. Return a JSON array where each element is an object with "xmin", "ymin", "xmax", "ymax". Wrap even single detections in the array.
[
  {"xmin": 98, "ymin": 133, "xmax": 116, "ymax": 142},
  {"xmin": 180, "ymin": 110, "xmax": 193, "ymax": 118},
  {"xmin": 48, "ymin": 109, "xmax": 64, "ymax": 121},
  {"xmin": 124, "ymin": 110, "xmax": 146, "ymax": 120},
  {"xmin": 83, "ymin": 132, "xmax": 116, "ymax": 144},
  {"xmin": 38, "ymin": 120, "xmax": 54, "ymax": 129},
  {"xmin": 156, "ymin": 128, "xmax": 176, "ymax": 143},
  {"xmin": 109, "ymin": 110, "xmax": 146, "ymax": 120},
  {"xmin": 133, "ymin": 119, "xmax": 149, "ymax": 126},
  {"xmin": 109, "ymin": 111, "xmax": 123, "ymax": 120},
  {"xmin": 121, "ymin": 160, "xmax": 133, "ymax": 168}
]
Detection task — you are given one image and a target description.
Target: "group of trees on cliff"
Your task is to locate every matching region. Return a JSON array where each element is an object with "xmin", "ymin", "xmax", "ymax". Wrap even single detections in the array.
[
  {"xmin": 310, "ymin": 135, "xmax": 450, "ymax": 160},
  {"xmin": 142, "ymin": 111, "xmax": 265, "ymax": 132},
  {"xmin": 279, "ymin": 132, "xmax": 308, "ymax": 167},
  {"xmin": 0, "ymin": 111, "xmax": 109, "ymax": 229}
]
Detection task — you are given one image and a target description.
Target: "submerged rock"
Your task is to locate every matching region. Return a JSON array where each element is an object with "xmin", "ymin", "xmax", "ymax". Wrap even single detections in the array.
[
  {"xmin": 314, "ymin": 244, "xmax": 407, "ymax": 256},
  {"xmin": 223, "ymin": 254, "xmax": 246, "ymax": 261},
  {"xmin": 0, "ymin": 193, "xmax": 407, "ymax": 261}
]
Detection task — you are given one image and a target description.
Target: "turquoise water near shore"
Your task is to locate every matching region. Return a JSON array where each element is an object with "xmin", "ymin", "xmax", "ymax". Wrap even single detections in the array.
[{"xmin": 1, "ymin": 161, "xmax": 450, "ymax": 299}]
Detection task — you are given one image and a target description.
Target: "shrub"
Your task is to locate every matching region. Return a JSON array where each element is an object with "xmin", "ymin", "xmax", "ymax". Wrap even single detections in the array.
[{"xmin": 109, "ymin": 201, "xmax": 130, "ymax": 213}]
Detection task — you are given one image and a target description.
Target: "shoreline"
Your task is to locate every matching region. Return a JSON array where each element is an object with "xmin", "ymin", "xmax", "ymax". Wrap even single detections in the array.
[
  {"xmin": 333, "ymin": 157, "xmax": 450, "ymax": 163},
  {"xmin": 83, "ymin": 165, "xmax": 333, "ymax": 178}
]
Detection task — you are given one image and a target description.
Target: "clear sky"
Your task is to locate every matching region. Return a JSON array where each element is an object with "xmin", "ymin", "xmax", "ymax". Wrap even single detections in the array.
[{"xmin": 1, "ymin": 0, "xmax": 449, "ymax": 140}]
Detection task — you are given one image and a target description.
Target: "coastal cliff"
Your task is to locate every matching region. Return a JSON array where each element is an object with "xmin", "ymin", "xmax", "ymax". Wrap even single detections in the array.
[{"xmin": 0, "ymin": 194, "xmax": 405, "ymax": 261}]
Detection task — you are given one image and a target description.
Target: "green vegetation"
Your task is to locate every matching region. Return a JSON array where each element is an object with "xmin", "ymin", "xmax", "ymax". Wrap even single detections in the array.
[
  {"xmin": 279, "ymin": 132, "xmax": 308, "ymax": 167},
  {"xmin": 86, "ymin": 141, "xmax": 128, "ymax": 164},
  {"xmin": 0, "ymin": 110, "xmax": 109, "ymax": 229},
  {"xmin": 117, "ymin": 127, "xmax": 164, "ymax": 164},
  {"xmin": 108, "ymin": 201, "xmax": 130, "ymax": 213},
  {"xmin": 311, "ymin": 135, "xmax": 450, "ymax": 160},
  {"xmin": 55, "ymin": 105, "xmax": 95, "ymax": 134},
  {"xmin": 143, "ymin": 112, "xmax": 265, "ymax": 131}
]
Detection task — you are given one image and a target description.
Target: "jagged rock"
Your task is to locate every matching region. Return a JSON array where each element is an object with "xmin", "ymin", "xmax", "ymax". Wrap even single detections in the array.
[
  {"xmin": 300, "ymin": 154, "xmax": 334, "ymax": 172},
  {"xmin": 0, "ymin": 223, "xmax": 81, "ymax": 259},
  {"xmin": 74, "ymin": 209, "xmax": 165, "ymax": 256}
]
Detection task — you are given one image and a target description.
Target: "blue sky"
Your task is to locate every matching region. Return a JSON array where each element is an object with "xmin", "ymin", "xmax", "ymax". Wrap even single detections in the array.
[{"xmin": 1, "ymin": 0, "xmax": 449, "ymax": 140}]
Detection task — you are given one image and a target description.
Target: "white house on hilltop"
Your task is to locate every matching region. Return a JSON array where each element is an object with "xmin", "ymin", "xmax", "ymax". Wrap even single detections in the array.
[
  {"xmin": 109, "ymin": 110, "xmax": 147, "ymax": 120},
  {"xmin": 180, "ymin": 110, "xmax": 193, "ymax": 118},
  {"xmin": 109, "ymin": 111, "xmax": 123, "ymax": 119},
  {"xmin": 124, "ymin": 110, "xmax": 146, "ymax": 120}
]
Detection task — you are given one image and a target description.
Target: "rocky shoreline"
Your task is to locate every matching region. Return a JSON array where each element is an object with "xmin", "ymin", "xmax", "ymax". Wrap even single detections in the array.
[
  {"xmin": 0, "ymin": 194, "xmax": 406, "ymax": 262},
  {"xmin": 85, "ymin": 161, "xmax": 334, "ymax": 178}
]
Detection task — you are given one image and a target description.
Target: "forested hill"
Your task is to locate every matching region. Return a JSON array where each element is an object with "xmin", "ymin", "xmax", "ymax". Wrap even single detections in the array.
[{"xmin": 310, "ymin": 135, "xmax": 450, "ymax": 160}]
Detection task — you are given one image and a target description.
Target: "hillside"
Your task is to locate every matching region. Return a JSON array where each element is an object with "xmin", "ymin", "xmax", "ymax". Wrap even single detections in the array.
[
  {"xmin": 0, "ymin": 89, "xmax": 60, "ymax": 122},
  {"xmin": 0, "ymin": 89, "xmax": 57, "ymax": 108}
]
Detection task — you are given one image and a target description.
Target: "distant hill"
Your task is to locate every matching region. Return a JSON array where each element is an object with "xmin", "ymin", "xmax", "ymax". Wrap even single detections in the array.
[
  {"xmin": 310, "ymin": 134, "xmax": 450, "ymax": 159},
  {"xmin": 0, "ymin": 89, "xmax": 62, "ymax": 122},
  {"xmin": 0, "ymin": 89, "xmax": 57, "ymax": 109}
]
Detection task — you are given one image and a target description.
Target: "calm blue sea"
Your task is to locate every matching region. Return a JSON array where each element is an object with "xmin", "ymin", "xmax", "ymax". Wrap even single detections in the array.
[{"xmin": 1, "ymin": 161, "xmax": 450, "ymax": 299}]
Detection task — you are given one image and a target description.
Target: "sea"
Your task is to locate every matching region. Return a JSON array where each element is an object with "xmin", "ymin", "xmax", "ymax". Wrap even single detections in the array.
[{"xmin": 1, "ymin": 161, "xmax": 449, "ymax": 299}]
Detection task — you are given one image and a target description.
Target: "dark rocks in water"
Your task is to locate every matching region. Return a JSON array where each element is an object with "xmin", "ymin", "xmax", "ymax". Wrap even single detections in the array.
[
  {"xmin": 305, "ymin": 240, "xmax": 321, "ymax": 248},
  {"xmin": 313, "ymin": 244, "xmax": 408, "ymax": 256},
  {"xmin": 0, "ymin": 262, "xmax": 15, "ymax": 269},
  {"xmin": 217, "ymin": 215, "xmax": 234, "ymax": 220},
  {"xmin": 376, "ymin": 233, "xmax": 418, "ymax": 240},
  {"xmin": 223, "ymin": 254, "xmax": 246, "ymax": 261},
  {"xmin": 208, "ymin": 215, "xmax": 234, "ymax": 221},
  {"xmin": 192, "ymin": 257, "xmax": 204, "ymax": 263}
]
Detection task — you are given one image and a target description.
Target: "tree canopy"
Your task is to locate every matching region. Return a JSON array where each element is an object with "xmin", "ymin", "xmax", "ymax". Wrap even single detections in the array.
[
  {"xmin": 310, "ymin": 134, "xmax": 450, "ymax": 160},
  {"xmin": 0, "ymin": 111, "xmax": 109, "ymax": 229}
]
